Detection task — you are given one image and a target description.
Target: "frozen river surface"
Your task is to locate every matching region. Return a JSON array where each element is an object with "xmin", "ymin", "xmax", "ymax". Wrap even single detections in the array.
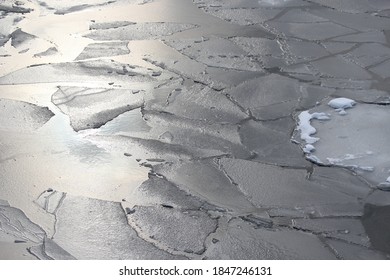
[{"xmin": 1, "ymin": 0, "xmax": 390, "ymax": 259}]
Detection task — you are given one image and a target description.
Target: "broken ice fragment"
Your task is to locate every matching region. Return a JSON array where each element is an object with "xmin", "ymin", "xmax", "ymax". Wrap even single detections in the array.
[
  {"xmin": 0, "ymin": 98, "xmax": 54, "ymax": 131},
  {"xmin": 76, "ymin": 42, "xmax": 129, "ymax": 60},
  {"xmin": 204, "ymin": 218, "xmax": 336, "ymax": 259},
  {"xmin": 128, "ymin": 206, "xmax": 217, "ymax": 254}
]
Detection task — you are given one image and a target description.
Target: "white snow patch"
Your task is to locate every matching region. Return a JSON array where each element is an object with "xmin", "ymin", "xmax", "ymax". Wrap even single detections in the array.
[
  {"xmin": 303, "ymin": 144, "xmax": 315, "ymax": 153},
  {"xmin": 328, "ymin": 98, "xmax": 356, "ymax": 115},
  {"xmin": 297, "ymin": 111, "xmax": 330, "ymax": 144}
]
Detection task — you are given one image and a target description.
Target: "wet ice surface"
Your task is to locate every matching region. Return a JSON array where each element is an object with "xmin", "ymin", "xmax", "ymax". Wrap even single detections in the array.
[{"xmin": 1, "ymin": 0, "xmax": 390, "ymax": 259}]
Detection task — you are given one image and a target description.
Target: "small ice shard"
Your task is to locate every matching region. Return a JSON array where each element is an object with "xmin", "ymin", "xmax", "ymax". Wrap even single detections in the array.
[
  {"xmin": 297, "ymin": 111, "xmax": 330, "ymax": 144},
  {"xmin": 328, "ymin": 98, "xmax": 356, "ymax": 115}
]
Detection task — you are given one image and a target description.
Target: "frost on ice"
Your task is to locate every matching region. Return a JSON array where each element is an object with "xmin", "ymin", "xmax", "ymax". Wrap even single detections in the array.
[{"xmin": 294, "ymin": 97, "xmax": 390, "ymax": 188}]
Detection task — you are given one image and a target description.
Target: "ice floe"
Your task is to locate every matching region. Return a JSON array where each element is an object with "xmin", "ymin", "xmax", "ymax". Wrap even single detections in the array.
[
  {"xmin": 295, "ymin": 97, "xmax": 390, "ymax": 187},
  {"xmin": 51, "ymin": 86, "xmax": 144, "ymax": 131}
]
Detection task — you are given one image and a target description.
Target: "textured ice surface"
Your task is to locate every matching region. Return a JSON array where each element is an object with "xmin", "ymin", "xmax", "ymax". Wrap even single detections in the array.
[
  {"xmin": 37, "ymin": 0, "xmax": 154, "ymax": 14},
  {"xmin": 269, "ymin": 21, "xmax": 355, "ymax": 41},
  {"xmin": 0, "ymin": 60, "xmax": 161, "ymax": 86},
  {"xmin": 369, "ymin": 59, "xmax": 390, "ymax": 79},
  {"xmin": 53, "ymin": 194, "xmax": 183, "ymax": 259},
  {"xmin": 344, "ymin": 43, "xmax": 390, "ymax": 68},
  {"xmin": 128, "ymin": 206, "xmax": 217, "ymax": 254},
  {"xmin": 326, "ymin": 239, "xmax": 386, "ymax": 260},
  {"xmin": 0, "ymin": 98, "xmax": 54, "ymax": 131},
  {"xmin": 154, "ymin": 160, "xmax": 255, "ymax": 212},
  {"xmin": 275, "ymin": 9, "xmax": 326, "ymax": 23},
  {"xmin": 85, "ymin": 22, "xmax": 196, "ymax": 41},
  {"xmin": 239, "ymin": 119, "xmax": 309, "ymax": 167},
  {"xmin": 204, "ymin": 219, "xmax": 335, "ymax": 259},
  {"xmin": 0, "ymin": 203, "xmax": 45, "ymax": 243},
  {"xmin": 227, "ymin": 74, "xmax": 301, "ymax": 120},
  {"xmin": 310, "ymin": 167, "xmax": 371, "ymax": 199},
  {"xmin": 92, "ymin": 108, "xmax": 251, "ymax": 159},
  {"xmin": 201, "ymin": 8, "xmax": 281, "ymax": 26},
  {"xmin": 293, "ymin": 217, "xmax": 366, "ymax": 235},
  {"xmin": 76, "ymin": 42, "xmax": 130, "ymax": 60},
  {"xmin": 10, "ymin": 28, "xmax": 35, "ymax": 48},
  {"xmin": 333, "ymin": 31, "xmax": 387, "ymax": 44},
  {"xmin": 164, "ymin": 38, "xmax": 263, "ymax": 72},
  {"xmin": 231, "ymin": 37, "xmax": 282, "ymax": 57},
  {"xmin": 145, "ymin": 51, "xmax": 263, "ymax": 91},
  {"xmin": 193, "ymin": 0, "xmax": 308, "ymax": 9},
  {"xmin": 310, "ymin": 8, "xmax": 390, "ymax": 32},
  {"xmin": 130, "ymin": 175, "xmax": 206, "ymax": 210},
  {"xmin": 311, "ymin": 56, "xmax": 372, "ymax": 79},
  {"xmin": 52, "ymin": 86, "xmax": 144, "ymax": 131},
  {"xmin": 219, "ymin": 158, "xmax": 357, "ymax": 208},
  {"xmin": 145, "ymin": 79, "xmax": 247, "ymax": 124},
  {"xmin": 2, "ymin": 0, "xmax": 390, "ymax": 260},
  {"xmin": 308, "ymin": 0, "xmax": 390, "ymax": 13}
]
